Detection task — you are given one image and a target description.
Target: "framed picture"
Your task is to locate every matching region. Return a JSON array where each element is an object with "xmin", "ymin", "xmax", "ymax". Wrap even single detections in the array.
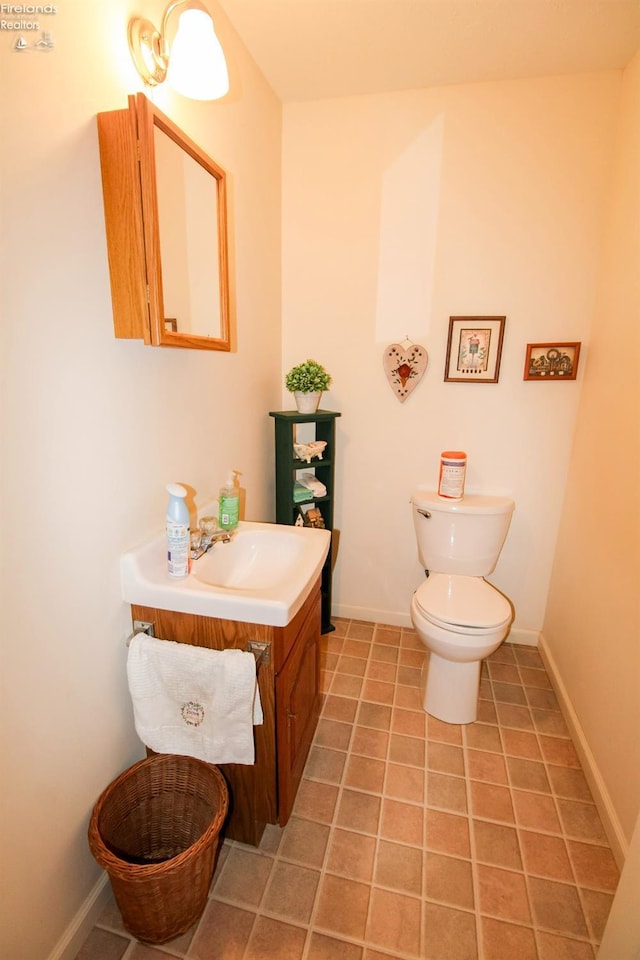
[
  {"xmin": 523, "ymin": 342, "xmax": 581, "ymax": 381},
  {"xmin": 444, "ymin": 316, "xmax": 506, "ymax": 383}
]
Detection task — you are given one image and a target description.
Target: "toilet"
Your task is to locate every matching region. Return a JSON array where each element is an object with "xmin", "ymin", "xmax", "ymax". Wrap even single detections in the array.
[{"xmin": 410, "ymin": 487, "xmax": 515, "ymax": 724}]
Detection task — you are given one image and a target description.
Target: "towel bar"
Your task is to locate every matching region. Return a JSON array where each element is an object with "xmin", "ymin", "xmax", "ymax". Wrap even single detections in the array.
[
  {"xmin": 247, "ymin": 640, "xmax": 271, "ymax": 669},
  {"xmin": 125, "ymin": 623, "xmax": 271, "ymax": 670},
  {"xmin": 125, "ymin": 620, "xmax": 155, "ymax": 645}
]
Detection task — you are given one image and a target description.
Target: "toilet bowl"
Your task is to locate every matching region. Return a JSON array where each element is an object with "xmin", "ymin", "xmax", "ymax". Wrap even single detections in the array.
[
  {"xmin": 410, "ymin": 488, "xmax": 515, "ymax": 725},
  {"xmin": 411, "ymin": 573, "xmax": 513, "ymax": 724}
]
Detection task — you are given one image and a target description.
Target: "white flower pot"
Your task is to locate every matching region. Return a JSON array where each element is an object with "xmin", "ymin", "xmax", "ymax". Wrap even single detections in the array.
[{"xmin": 293, "ymin": 391, "xmax": 322, "ymax": 413}]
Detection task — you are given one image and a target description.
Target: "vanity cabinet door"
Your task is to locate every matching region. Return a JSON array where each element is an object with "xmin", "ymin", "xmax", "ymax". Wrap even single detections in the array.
[
  {"xmin": 275, "ymin": 587, "xmax": 322, "ymax": 825},
  {"xmin": 129, "ymin": 603, "xmax": 277, "ymax": 846}
]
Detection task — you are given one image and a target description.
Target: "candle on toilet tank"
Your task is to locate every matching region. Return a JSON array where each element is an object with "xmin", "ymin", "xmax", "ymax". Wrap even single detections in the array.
[{"xmin": 438, "ymin": 451, "xmax": 467, "ymax": 500}]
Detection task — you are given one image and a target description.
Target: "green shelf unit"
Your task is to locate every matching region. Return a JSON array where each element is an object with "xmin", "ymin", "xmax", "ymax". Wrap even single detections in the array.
[{"xmin": 269, "ymin": 409, "xmax": 341, "ymax": 633}]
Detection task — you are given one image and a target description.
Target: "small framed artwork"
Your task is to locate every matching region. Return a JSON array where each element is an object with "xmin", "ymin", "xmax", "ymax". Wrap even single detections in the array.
[
  {"xmin": 523, "ymin": 342, "xmax": 581, "ymax": 381},
  {"xmin": 444, "ymin": 316, "xmax": 506, "ymax": 383}
]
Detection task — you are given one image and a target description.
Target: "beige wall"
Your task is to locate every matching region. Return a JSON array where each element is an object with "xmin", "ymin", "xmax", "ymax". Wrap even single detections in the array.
[
  {"xmin": 542, "ymin": 50, "xmax": 640, "ymax": 849},
  {"xmin": 598, "ymin": 812, "xmax": 640, "ymax": 959},
  {"xmin": 282, "ymin": 73, "xmax": 620, "ymax": 637},
  {"xmin": 2, "ymin": 3, "xmax": 638, "ymax": 955},
  {"xmin": 0, "ymin": 3, "xmax": 281, "ymax": 959}
]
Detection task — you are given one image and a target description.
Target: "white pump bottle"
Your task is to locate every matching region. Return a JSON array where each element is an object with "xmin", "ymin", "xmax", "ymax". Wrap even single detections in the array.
[{"xmin": 166, "ymin": 483, "xmax": 190, "ymax": 578}]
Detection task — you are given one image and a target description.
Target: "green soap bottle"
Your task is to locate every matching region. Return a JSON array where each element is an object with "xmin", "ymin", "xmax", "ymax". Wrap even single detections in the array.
[{"xmin": 219, "ymin": 471, "xmax": 239, "ymax": 531}]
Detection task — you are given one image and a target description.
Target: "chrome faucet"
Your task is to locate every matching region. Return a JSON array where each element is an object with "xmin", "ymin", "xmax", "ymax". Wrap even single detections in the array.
[{"xmin": 191, "ymin": 529, "xmax": 233, "ymax": 560}]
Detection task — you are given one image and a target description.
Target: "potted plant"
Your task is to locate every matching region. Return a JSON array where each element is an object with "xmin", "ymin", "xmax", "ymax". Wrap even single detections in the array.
[{"xmin": 285, "ymin": 359, "xmax": 332, "ymax": 413}]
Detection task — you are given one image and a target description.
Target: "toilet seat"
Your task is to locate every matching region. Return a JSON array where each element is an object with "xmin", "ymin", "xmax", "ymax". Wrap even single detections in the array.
[{"xmin": 414, "ymin": 573, "xmax": 512, "ymax": 635}]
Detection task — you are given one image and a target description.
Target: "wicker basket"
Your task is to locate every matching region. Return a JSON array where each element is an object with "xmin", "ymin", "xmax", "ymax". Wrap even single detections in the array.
[{"xmin": 88, "ymin": 754, "xmax": 228, "ymax": 943}]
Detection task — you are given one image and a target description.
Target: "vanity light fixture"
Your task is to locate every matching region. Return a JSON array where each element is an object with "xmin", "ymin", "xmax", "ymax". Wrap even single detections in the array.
[{"xmin": 128, "ymin": 0, "xmax": 229, "ymax": 101}]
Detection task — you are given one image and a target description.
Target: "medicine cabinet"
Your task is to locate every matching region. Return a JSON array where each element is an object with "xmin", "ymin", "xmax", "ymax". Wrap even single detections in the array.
[{"xmin": 97, "ymin": 93, "xmax": 230, "ymax": 351}]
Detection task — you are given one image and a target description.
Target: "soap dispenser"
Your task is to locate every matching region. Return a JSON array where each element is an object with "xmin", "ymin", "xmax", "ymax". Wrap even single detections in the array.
[
  {"xmin": 219, "ymin": 471, "xmax": 240, "ymax": 531},
  {"xmin": 166, "ymin": 483, "xmax": 190, "ymax": 578}
]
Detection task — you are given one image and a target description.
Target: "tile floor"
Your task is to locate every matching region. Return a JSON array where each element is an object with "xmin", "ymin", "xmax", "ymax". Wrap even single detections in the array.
[{"xmin": 78, "ymin": 619, "xmax": 619, "ymax": 960}]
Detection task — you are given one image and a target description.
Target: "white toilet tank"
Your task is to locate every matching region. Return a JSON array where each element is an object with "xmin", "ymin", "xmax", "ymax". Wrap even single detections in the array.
[{"xmin": 412, "ymin": 487, "xmax": 515, "ymax": 576}]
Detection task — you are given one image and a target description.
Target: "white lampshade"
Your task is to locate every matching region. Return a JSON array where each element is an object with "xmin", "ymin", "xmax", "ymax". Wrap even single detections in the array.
[{"xmin": 167, "ymin": 8, "xmax": 229, "ymax": 101}]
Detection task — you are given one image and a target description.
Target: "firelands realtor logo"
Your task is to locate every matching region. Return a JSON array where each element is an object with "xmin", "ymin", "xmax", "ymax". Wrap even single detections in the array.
[{"xmin": 2, "ymin": 3, "xmax": 57, "ymax": 51}]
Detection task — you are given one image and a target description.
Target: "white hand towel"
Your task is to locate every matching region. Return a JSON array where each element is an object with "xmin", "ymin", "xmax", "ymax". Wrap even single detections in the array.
[
  {"xmin": 297, "ymin": 472, "xmax": 327, "ymax": 497},
  {"xmin": 127, "ymin": 635, "xmax": 263, "ymax": 765}
]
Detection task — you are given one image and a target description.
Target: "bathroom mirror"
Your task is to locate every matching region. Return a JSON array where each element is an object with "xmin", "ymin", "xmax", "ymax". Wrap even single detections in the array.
[{"xmin": 97, "ymin": 93, "xmax": 230, "ymax": 350}]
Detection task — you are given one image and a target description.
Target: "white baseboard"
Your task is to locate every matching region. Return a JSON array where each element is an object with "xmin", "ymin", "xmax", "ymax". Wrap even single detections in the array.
[
  {"xmin": 47, "ymin": 873, "xmax": 110, "ymax": 960},
  {"xmin": 538, "ymin": 633, "xmax": 628, "ymax": 868},
  {"xmin": 506, "ymin": 627, "xmax": 539, "ymax": 646},
  {"xmin": 332, "ymin": 603, "xmax": 413, "ymax": 628},
  {"xmin": 333, "ymin": 603, "xmax": 539, "ymax": 647}
]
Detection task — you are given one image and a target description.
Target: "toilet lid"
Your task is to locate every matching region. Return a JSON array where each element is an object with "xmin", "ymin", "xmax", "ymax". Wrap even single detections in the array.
[{"xmin": 415, "ymin": 574, "xmax": 512, "ymax": 630}]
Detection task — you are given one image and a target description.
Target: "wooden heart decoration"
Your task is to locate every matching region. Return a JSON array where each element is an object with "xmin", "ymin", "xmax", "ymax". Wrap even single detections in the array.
[{"xmin": 383, "ymin": 343, "xmax": 428, "ymax": 402}]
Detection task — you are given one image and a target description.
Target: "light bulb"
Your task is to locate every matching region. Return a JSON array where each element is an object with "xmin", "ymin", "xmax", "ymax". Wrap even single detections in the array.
[{"xmin": 167, "ymin": 8, "xmax": 229, "ymax": 101}]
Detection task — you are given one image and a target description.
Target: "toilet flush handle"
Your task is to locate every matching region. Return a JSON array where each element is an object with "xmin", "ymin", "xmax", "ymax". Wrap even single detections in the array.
[{"xmin": 417, "ymin": 509, "xmax": 431, "ymax": 519}]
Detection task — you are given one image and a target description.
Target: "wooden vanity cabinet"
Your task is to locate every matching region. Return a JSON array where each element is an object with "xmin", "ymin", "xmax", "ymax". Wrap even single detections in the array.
[
  {"xmin": 130, "ymin": 575, "xmax": 321, "ymax": 846},
  {"xmin": 275, "ymin": 581, "xmax": 322, "ymax": 825}
]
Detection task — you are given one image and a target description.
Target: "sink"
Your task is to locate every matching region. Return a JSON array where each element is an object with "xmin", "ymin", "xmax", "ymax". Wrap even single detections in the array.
[
  {"xmin": 194, "ymin": 527, "xmax": 310, "ymax": 590},
  {"xmin": 121, "ymin": 520, "xmax": 331, "ymax": 627}
]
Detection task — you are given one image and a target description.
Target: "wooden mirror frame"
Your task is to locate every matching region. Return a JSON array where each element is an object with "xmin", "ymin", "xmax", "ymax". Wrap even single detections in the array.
[{"xmin": 97, "ymin": 93, "xmax": 231, "ymax": 351}]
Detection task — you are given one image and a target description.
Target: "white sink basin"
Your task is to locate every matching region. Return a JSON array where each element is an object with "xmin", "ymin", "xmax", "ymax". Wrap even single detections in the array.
[
  {"xmin": 194, "ymin": 527, "xmax": 309, "ymax": 590},
  {"xmin": 121, "ymin": 520, "xmax": 331, "ymax": 627}
]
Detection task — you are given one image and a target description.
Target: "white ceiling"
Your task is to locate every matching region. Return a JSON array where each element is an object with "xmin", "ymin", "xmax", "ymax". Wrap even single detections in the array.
[{"xmin": 216, "ymin": 0, "xmax": 640, "ymax": 102}]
